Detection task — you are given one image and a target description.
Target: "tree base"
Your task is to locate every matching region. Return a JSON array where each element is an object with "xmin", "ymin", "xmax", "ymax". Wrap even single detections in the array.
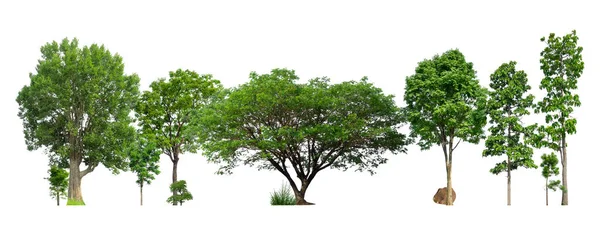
[
  {"xmin": 296, "ymin": 200, "xmax": 315, "ymax": 205},
  {"xmin": 67, "ymin": 199, "xmax": 86, "ymax": 206}
]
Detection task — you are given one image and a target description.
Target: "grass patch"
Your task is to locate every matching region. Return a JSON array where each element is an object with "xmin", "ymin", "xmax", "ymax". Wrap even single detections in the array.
[
  {"xmin": 270, "ymin": 182, "xmax": 296, "ymax": 206},
  {"xmin": 66, "ymin": 199, "xmax": 86, "ymax": 206}
]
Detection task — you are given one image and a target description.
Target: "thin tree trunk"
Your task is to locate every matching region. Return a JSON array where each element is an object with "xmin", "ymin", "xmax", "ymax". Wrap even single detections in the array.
[
  {"xmin": 545, "ymin": 178, "xmax": 549, "ymax": 206},
  {"xmin": 446, "ymin": 163, "xmax": 453, "ymax": 206},
  {"xmin": 56, "ymin": 191, "xmax": 60, "ymax": 206},
  {"xmin": 171, "ymin": 149, "xmax": 179, "ymax": 206},
  {"xmin": 561, "ymin": 136, "xmax": 568, "ymax": 205},
  {"xmin": 507, "ymin": 127, "xmax": 512, "ymax": 206},
  {"xmin": 140, "ymin": 183, "xmax": 143, "ymax": 206},
  {"xmin": 507, "ymin": 158, "xmax": 512, "ymax": 206}
]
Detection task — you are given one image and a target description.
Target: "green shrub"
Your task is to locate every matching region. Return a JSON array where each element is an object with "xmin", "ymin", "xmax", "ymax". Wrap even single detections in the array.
[{"xmin": 270, "ymin": 182, "xmax": 296, "ymax": 205}]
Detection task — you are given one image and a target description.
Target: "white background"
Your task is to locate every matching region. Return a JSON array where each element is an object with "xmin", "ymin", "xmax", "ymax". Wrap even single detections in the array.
[{"xmin": 0, "ymin": 0, "xmax": 597, "ymax": 233}]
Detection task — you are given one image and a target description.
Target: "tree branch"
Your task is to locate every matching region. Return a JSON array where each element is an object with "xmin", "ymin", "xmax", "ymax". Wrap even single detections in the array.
[
  {"xmin": 452, "ymin": 139, "xmax": 462, "ymax": 151},
  {"xmin": 80, "ymin": 163, "xmax": 98, "ymax": 178}
]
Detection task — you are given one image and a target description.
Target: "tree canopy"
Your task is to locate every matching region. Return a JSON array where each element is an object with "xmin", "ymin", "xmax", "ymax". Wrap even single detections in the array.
[{"xmin": 193, "ymin": 68, "xmax": 410, "ymax": 204}]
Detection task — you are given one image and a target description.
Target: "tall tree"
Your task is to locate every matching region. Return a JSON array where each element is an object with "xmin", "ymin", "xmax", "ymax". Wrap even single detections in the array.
[
  {"xmin": 482, "ymin": 61, "xmax": 538, "ymax": 205},
  {"xmin": 166, "ymin": 180, "xmax": 193, "ymax": 206},
  {"xmin": 16, "ymin": 38, "xmax": 140, "ymax": 205},
  {"xmin": 540, "ymin": 152, "xmax": 561, "ymax": 206},
  {"xmin": 135, "ymin": 69, "xmax": 222, "ymax": 205},
  {"xmin": 45, "ymin": 165, "xmax": 69, "ymax": 206},
  {"xmin": 126, "ymin": 133, "xmax": 161, "ymax": 206},
  {"xmin": 535, "ymin": 30, "xmax": 584, "ymax": 205},
  {"xmin": 403, "ymin": 49, "xmax": 488, "ymax": 206},
  {"xmin": 192, "ymin": 68, "xmax": 410, "ymax": 205}
]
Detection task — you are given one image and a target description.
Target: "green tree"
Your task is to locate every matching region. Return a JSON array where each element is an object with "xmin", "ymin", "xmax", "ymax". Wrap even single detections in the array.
[
  {"xmin": 403, "ymin": 49, "xmax": 488, "ymax": 206},
  {"xmin": 45, "ymin": 165, "xmax": 69, "ymax": 206},
  {"xmin": 135, "ymin": 69, "xmax": 222, "ymax": 205},
  {"xmin": 482, "ymin": 61, "xmax": 538, "ymax": 205},
  {"xmin": 193, "ymin": 68, "xmax": 410, "ymax": 205},
  {"xmin": 540, "ymin": 153, "xmax": 561, "ymax": 206},
  {"xmin": 16, "ymin": 38, "xmax": 140, "ymax": 205},
  {"xmin": 535, "ymin": 30, "xmax": 584, "ymax": 205},
  {"xmin": 166, "ymin": 180, "xmax": 193, "ymax": 206},
  {"xmin": 126, "ymin": 133, "xmax": 161, "ymax": 206}
]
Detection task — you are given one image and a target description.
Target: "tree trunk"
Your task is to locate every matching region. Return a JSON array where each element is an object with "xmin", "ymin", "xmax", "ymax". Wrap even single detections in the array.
[
  {"xmin": 445, "ymin": 163, "xmax": 453, "ymax": 206},
  {"xmin": 171, "ymin": 161, "xmax": 179, "ymax": 206},
  {"xmin": 140, "ymin": 183, "xmax": 143, "ymax": 206},
  {"xmin": 507, "ymin": 125, "xmax": 512, "ymax": 206},
  {"xmin": 507, "ymin": 151, "xmax": 512, "ymax": 206},
  {"xmin": 294, "ymin": 180, "xmax": 315, "ymax": 205},
  {"xmin": 545, "ymin": 178, "xmax": 549, "ymax": 206},
  {"xmin": 67, "ymin": 156, "xmax": 84, "ymax": 205},
  {"xmin": 561, "ymin": 137, "xmax": 568, "ymax": 205},
  {"xmin": 56, "ymin": 191, "xmax": 60, "ymax": 206}
]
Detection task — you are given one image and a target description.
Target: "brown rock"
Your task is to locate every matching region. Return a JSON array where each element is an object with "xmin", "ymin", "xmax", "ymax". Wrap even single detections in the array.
[{"xmin": 433, "ymin": 187, "xmax": 456, "ymax": 205}]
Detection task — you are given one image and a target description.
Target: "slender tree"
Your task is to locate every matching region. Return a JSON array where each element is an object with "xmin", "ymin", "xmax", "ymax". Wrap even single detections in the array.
[
  {"xmin": 540, "ymin": 152, "xmax": 561, "ymax": 206},
  {"xmin": 535, "ymin": 30, "xmax": 584, "ymax": 205},
  {"xmin": 16, "ymin": 38, "xmax": 139, "ymax": 205},
  {"xmin": 192, "ymin": 68, "xmax": 410, "ymax": 205},
  {"xmin": 126, "ymin": 133, "xmax": 161, "ymax": 206},
  {"xmin": 135, "ymin": 69, "xmax": 222, "ymax": 205},
  {"xmin": 403, "ymin": 49, "xmax": 488, "ymax": 205},
  {"xmin": 482, "ymin": 61, "xmax": 538, "ymax": 205},
  {"xmin": 45, "ymin": 165, "xmax": 69, "ymax": 206}
]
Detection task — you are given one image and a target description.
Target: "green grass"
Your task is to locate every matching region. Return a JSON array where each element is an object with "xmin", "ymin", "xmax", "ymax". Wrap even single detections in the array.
[
  {"xmin": 66, "ymin": 199, "xmax": 86, "ymax": 206},
  {"xmin": 270, "ymin": 182, "xmax": 297, "ymax": 205}
]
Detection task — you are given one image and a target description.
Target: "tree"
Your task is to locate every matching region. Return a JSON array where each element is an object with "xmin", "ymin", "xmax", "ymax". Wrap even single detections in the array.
[
  {"xmin": 16, "ymin": 38, "xmax": 140, "ymax": 205},
  {"xmin": 166, "ymin": 180, "xmax": 193, "ymax": 206},
  {"xmin": 193, "ymin": 68, "xmax": 410, "ymax": 205},
  {"xmin": 482, "ymin": 61, "xmax": 538, "ymax": 205},
  {"xmin": 45, "ymin": 165, "xmax": 69, "ymax": 206},
  {"xmin": 126, "ymin": 133, "xmax": 161, "ymax": 206},
  {"xmin": 540, "ymin": 153, "xmax": 561, "ymax": 206},
  {"xmin": 135, "ymin": 69, "xmax": 222, "ymax": 206},
  {"xmin": 535, "ymin": 30, "xmax": 584, "ymax": 205},
  {"xmin": 403, "ymin": 49, "xmax": 488, "ymax": 206}
]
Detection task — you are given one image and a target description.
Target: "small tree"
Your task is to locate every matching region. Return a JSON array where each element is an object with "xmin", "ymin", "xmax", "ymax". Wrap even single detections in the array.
[
  {"xmin": 403, "ymin": 49, "xmax": 488, "ymax": 205},
  {"xmin": 127, "ymin": 133, "xmax": 161, "ymax": 206},
  {"xmin": 45, "ymin": 165, "xmax": 69, "ymax": 206},
  {"xmin": 482, "ymin": 61, "xmax": 538, "ymax": 205},
  {"xmin": 166, "ymin": 180, "xmax": 193, "ymax": 206},
  {"xmin": 540, "ymin": 153, "xmax": 560, "ymax": 206},
  {"xmin": 135, "ymin": 69, "xmax": 222, "ymax": 205}
]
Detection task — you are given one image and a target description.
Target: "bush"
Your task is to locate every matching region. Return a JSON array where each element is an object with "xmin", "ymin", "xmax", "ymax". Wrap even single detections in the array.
[{"xmin": 270, "ymin": 182, "xmax": 297, "ymax": 205}]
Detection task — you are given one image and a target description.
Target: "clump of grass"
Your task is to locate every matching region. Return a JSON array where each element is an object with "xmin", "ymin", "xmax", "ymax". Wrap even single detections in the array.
[
  {"xmin": 66, "ymin": 199, "xmax": 85, "ymax": 206},
  {"xmin": 270, "ymin": 182, "xmax": 296, "ymax": 205}
]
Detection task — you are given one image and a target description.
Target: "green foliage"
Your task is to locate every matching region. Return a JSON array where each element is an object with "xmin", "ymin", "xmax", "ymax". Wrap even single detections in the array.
[
  {"xmin": 15, "ymin": 37, "xmax": 140, "ymax": 176},
  {"xmin": 270, "ymin": 182, "xmax": 297, "ymax": 205},
  {"xmin": 135, "ymin": 69, "xmax": 223, "ymax": 159},
  {"xmin": 540, "ymin": 153, "xmax": 561, "ymax": 191},
  {"xmin": 482, "ymin": 61, "xmax": 537, "ymax": 174},
  {"xmin": 166, "ymin": 180, "xmax": 193, "ymax": 205},
  {"xmin": 534, "ymin": 29, "xmax": 583, "ymax": 151},
  {"xmin": 193, "ymin": 68, "xmax": 410, "ymax": 177},
  {"xmin": 403, "ymin": 49, "xmax": 488, "ymax": 153},
  {"xmin": 45, "ymin": 165, "xmax": 69, "ymax": 200},
  {"xmin": 126, "ymin": 133, "xmax": 161, "ymax": 187}
]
